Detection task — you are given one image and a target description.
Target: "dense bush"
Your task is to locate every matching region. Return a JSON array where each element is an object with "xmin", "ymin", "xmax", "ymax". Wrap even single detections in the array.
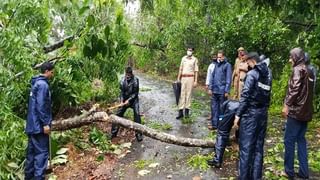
[
  {"xmin": 131, "ymin": 0, "xmax": 319, "ymax": 113},
  {"xmin": 0, "ymin": 0, "xmax": 130, "ymax": 178}
]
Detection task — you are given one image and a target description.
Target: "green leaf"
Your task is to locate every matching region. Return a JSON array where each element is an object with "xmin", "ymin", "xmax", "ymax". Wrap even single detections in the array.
[
  {"xmin": 7, "ymin": 162, "xmax": 19, "ymax": 169},
  {"xmin": 96, "ymin": 154, "xmax": 104, "ymax": 162},
  {"xmin": 79, "ymin": 6, "xmax": 90, "ymax": 15},
  {"xmin": 56, "ymin": 148, "xmax": 68, "ymax": 155},
  {"xmin": 54, "ymin": 154, "xmax": 68, "ymax": 159},
  {"xmin": 104, "ymin": 25, "xmax": 111, "ymax": 39},
  {"xmin": 52, "ymin": 157, "xmax": 67, "ymax": 165},
  {"xmin": 87, "ymin": 15, "xmax": 95, "ymax": 27}
]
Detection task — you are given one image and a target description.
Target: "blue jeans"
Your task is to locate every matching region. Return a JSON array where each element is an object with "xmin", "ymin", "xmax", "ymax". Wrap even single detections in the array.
[
  {"xmin": 284, "ymin": 117, "xmax": 309, "ymax": 178},
  {"xmin": 211, "ymin": 93, "xmax": 225, "ymax": 128}
]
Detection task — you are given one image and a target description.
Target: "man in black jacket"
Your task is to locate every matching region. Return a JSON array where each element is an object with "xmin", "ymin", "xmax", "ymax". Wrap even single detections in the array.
[
  {"xmin": 282, "ymin": 48, "xmax": 314, "ymax": 179},
  {"xmin": 111, "ymin": 67, "xmax": 143, "ymax": 142},
  {"xmin": 233, "ymin": 52, "xmax": 272, "ymax": 180}
]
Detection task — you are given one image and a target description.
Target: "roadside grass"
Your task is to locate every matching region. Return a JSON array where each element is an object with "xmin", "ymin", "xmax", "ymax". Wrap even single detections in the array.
[
  {"xmin": 146, "ymin": 121, "xmax": 173, "ymax": 131},
  {"xmin": 187, "ymin": 153, "xmax": 212, "ymax": 171},
  {"xmin": 264, "ymin": 117, "xmax": 320, "ymax": 179}
]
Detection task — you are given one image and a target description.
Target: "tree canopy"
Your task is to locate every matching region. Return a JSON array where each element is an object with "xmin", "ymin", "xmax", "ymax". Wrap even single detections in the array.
[{"xmin": 0, "ymin": 0, "xmax": 320, "ymax": 178}]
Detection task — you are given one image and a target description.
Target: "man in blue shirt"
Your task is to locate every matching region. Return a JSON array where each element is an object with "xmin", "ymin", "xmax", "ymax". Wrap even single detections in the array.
[
  {"xmin": 25, "ymin": 62, "xmax": 54, "ymax": 180},
  {"xmin": 208, "ymin": 50, "xmax": 232, "ymax": 129}
]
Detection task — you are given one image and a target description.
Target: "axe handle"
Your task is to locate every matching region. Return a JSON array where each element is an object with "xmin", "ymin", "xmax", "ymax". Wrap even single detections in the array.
[
  {"xmin": 49, "ymin": 135, "xmax": 52, "ymax": 169},
  {"xmin": 107, "ymin": 103, "xmax": 124, "ymax": 111}
]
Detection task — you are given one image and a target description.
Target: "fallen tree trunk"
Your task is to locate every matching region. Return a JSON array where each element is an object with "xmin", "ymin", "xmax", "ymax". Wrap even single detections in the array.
[
  {"xmin": 52, "ymin": 112, "xmax": 107, "ymax": 131},
  {"xmin": 109, "ymin": 114, "xmax": 215, "ymax": 148},
  {"xmin": 52, "ymin": 109, "xmax": 215, "ymax": 148}
]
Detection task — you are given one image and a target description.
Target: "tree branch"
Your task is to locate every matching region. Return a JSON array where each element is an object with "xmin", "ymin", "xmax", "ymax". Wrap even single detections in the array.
[
  {"xmin": 43, "ymin": 35, "xmax": 74, "ymax": 53},
  {"xmin": 51, "ymin": 105, "xmax": 215, "ymax": 148},
  {"xmin": 132, "ymin": 42, "xmax": 166, "ymax": 53},
  {"xmin": 33, "ymin": 56, "xmax": 65, "ymax": 69},
  {"xmin": 282, "ymin": 20, "xmax": 317, "ymax": 28}
]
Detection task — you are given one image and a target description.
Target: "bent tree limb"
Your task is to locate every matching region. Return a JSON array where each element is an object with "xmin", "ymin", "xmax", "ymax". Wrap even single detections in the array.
[
  {"xmin": 52, "ymin": 110, "xmax": 215, "ymax": 148},
  {"xmin": 43, "ymin": 35, "xmax": 74, "ymax": 53}
]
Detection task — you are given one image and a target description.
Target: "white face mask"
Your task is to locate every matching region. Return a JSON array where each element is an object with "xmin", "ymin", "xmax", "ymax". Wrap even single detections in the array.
[
  {"xmin": 263, "ymin": 58, "xmax": 270, "ymax": 67},
  {"xmin": 187, "ymin": 50, "xmax": 193, "ymax": 56}
]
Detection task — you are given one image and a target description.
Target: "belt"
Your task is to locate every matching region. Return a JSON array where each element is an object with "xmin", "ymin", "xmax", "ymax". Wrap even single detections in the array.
[{"xmin": 181, "ymin": 74, "xmax": 194, "ymax": 77}]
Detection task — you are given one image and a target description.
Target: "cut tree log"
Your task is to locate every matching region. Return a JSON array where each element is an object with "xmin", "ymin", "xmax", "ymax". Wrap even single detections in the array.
[{"xmin": 52, "ymin": 108, "xmax": 215, "ymax": 148}]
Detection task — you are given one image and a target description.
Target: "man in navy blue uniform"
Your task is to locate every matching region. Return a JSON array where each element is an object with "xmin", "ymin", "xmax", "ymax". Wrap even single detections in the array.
[
  {"xmin": 25, "ymin": 62, "xmax": 54, "ymax": 180},
  {"xmin": 234, "ymin": 52, "xmax": 272, "ymax": 180},
  {"xmin": 207, "ymin": 100, "xmax": 239, "ymax": 168},
  {"xmin": 208, "ymin": 50, "xmax": 232, "ymax": 129}
]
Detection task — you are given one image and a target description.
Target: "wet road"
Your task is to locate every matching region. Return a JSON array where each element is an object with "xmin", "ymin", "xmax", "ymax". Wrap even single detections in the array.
[{"xmin": 112, "ymin": 73, "xmax": 238, "ymax": 180}]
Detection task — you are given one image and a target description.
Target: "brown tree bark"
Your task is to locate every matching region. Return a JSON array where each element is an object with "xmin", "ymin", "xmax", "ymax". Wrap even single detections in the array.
[{"xmin": 52, "ymin": 109, "xmax": 215, "ymax": 148}]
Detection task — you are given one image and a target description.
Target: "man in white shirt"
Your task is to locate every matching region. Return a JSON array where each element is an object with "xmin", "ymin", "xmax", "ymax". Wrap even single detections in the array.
[{"xmin": 205, "ymin": 52, "xmax": 216, "ymax": 121}]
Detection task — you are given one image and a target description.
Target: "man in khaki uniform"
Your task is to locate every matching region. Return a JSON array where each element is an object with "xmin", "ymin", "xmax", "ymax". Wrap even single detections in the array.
[
  {"xmin": 176, "ymin": 47, "xmax": 199, "ymax": 119},
  {"xmin": 232, "ymin": 47, "xmax": 248, "ymax": 100}
]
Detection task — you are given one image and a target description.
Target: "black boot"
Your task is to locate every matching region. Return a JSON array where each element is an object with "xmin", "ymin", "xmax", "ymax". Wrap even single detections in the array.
[
  {"xmin": 176, "ymin": 109, "xmax": 184, "ymax": 119},
  {"xmin": 185, "ymin": 109, "xmax": 190, "ymax": 118},
  {"xmin": 207, "ymin": 159, "xmax": 221, "ymax": 168},
  {"xmin": 135, "ymin": 132, "xmax": 143, "ymax": 142},
  {"xmin": 111, "ymin": 124, "xmax": 119, "ymax": 139}
]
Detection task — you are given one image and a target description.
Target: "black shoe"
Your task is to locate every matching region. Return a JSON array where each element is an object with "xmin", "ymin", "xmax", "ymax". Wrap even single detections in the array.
[
  {"xmin": 185, "ymin": 109, "xmax": 190, "ymax": 118},
  {"xmin": 176, "ymin": 109, "xmax": 184, "ymax": 119},
  {"xmin": 296, "ymin": 173, "xmax": 309, "ymax": 179},
  {"xmin": 136, "ymin": 133, "xmax": 143, "ymax": 142},
  {"xmin": 207, "ymin": 159, "xmax": 221, "ymax": 168},
  {"xmin": 45, "ymin": 167, "xmax": 53, "ymax": 174}
]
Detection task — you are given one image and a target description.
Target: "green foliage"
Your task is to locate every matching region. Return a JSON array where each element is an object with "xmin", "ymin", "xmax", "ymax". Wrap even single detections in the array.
[
  {"xmin": 133, "ymin": 159, "xmax": 154, "ymax": 169},
  {"xmin": 51, "ymin": 148, "xmax": 68, "ymax": 165},
  {"xmin": 89, "ymin": 127, "xmax": 112, "ymax": 152},
  {"xmin": 146, "ymin": 121, "xmax": 172, "ymax": 131},
  {"xmin": 180, "ymin": 99, "xmax": 207, "ymax": 124},
  {"xmin": 187, "ymin": 154, "xmax": 211, "ymax": 171},
  {"xmin": 0, "ymin": 0, "xmax": 130, "ymax": 178},
  {"xmin": 133, "ymin": 0, "xmax": 291, "ymax": 79},
  {"xmin": 264, "ymin": 117, "xmax": 320, "ymax": 178},
  {"xmin": 133, "ymin": 0, "xmax": 320, "ymax": 114},
  {"xmin": 269, "ymin": 64, "xmax": 292, "ymax": 114},
  {"xmin": 205, "ymin": 131, "xmax": 217, "ymax": 140}
]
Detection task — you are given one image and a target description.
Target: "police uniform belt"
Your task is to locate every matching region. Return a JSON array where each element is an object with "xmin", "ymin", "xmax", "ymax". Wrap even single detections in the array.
[{"xmin": 181, "ymin": 74, "xmax": 194, "ymax": 77}]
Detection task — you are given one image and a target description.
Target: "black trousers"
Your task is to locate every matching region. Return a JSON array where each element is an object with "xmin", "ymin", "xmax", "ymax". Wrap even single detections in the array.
[{"xmin": 111, "ymin": 99, "xmax": 142, "ymax": 136}]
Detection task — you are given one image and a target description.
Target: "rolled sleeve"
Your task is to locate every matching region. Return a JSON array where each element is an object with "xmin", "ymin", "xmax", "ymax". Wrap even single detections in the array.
[
  {"xmin": 194, "ymin": 58, "xmax": 199, "ymax": 72},
  {"xmin": 206, "ymin": 64, "xmax": 214, "ymax": 85}
]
